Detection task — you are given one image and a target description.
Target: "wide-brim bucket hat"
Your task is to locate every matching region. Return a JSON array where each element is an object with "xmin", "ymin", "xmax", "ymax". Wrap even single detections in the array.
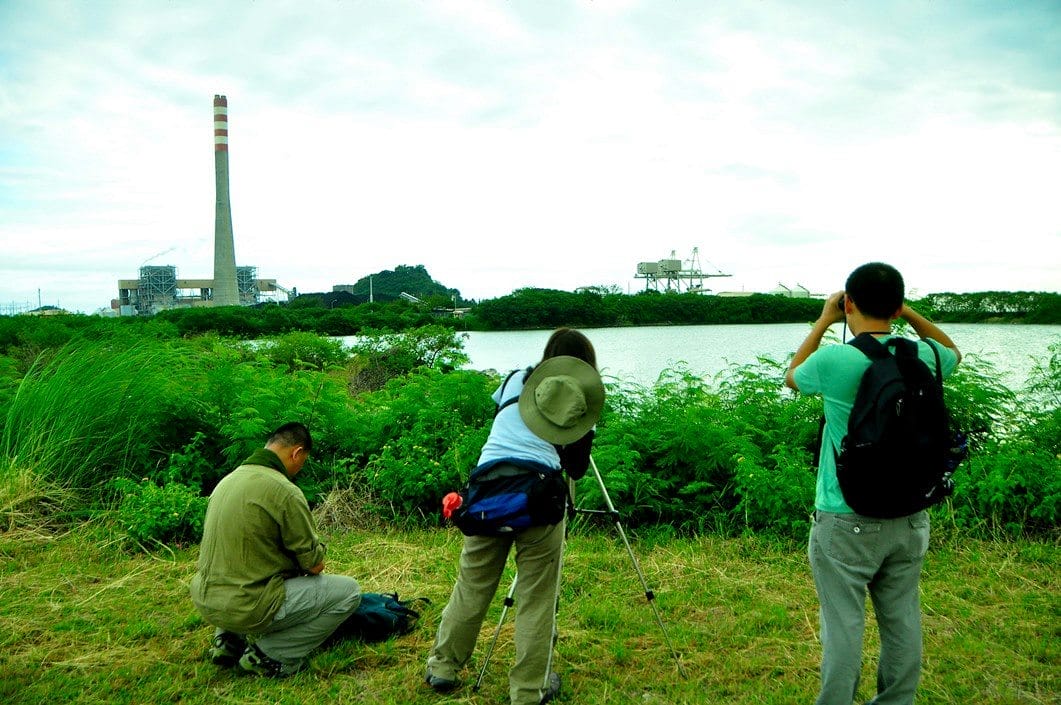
[{"xmin": 518, "ymin": 355, "xmax": 604, "ymax": 445}]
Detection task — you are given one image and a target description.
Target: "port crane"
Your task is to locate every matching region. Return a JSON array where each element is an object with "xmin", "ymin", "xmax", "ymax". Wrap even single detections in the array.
[{"xmin": 634, "ymin": 247, "xmax": 731, "ymax": 293}]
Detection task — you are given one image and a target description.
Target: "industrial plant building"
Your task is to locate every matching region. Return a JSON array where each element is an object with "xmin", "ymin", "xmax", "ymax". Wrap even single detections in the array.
[
  {"xmin": 115, "ymin": 95, "xmax": 286, "ymax": 316},
  {"xmin": 116, "ymin": 266, "xmax": 280, "ymax": 316}
]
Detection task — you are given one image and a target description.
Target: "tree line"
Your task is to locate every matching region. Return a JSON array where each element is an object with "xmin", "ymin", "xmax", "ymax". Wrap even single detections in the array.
[
  {"xmin": 1, "ymin": 289, "xmax": 1056, "ymax": 351},
  {"xmin": 465, "ymin": 288, "xmax": 1060, "ymax": 330}
]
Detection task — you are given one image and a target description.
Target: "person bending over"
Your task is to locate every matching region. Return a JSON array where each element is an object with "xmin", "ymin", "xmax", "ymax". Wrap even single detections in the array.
[{"xmin": 426, "ymin": 328, "xmax": 604, "ymax": 705}]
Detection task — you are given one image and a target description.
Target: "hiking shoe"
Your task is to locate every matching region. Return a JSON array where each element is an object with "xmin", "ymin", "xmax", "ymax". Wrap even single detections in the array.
[
  {"xmin": 208, "ymin": 631, "xmax": 246, "ymax": 667},
  {"xmin": 539, "ymin": 671, "xmax": 561, "ymax": 704},
  {"xmin": 424, "ymin": 671, "xmax": 459, "ymax": 693},
  {"xmin": 238, "ymin": 643, "xmax": 302, "ymax": 678}
]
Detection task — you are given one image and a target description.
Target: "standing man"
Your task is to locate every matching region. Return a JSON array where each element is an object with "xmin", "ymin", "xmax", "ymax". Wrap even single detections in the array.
[
  {"xmin": 190, "ymin": 422, "xmax": 361, "ymax": 677},
  {"xmin": 785, "ymin": 263, "xmax": 961, "ymax": 705}
]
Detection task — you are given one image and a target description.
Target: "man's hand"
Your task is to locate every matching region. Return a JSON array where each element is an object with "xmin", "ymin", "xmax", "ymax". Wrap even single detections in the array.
[
  {"xmin": 308, "ymin": 562, "xmax": 325, "ymax": 575},
  {"xmin": 786, "ymin": 290, "xmax": 845, "ymax": 390},
  {"xmin": 820, "ymin": 291, "xmax": 846, "ymax": 325},
  {"xmin": 899, "ymin": 305, "xmax": 962, "ymax": 364}
]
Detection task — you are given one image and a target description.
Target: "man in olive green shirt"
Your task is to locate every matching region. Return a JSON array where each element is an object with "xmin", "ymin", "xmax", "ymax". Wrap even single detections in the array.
[{"xmin": 190, "ymin": 422, "xmax": 360, "ymax": 677}]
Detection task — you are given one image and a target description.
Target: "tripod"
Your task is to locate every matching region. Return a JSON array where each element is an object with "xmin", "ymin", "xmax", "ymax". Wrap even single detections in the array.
[{"xmin": 474, "ymin": 455, "xmax": 687, "ymax": 689}]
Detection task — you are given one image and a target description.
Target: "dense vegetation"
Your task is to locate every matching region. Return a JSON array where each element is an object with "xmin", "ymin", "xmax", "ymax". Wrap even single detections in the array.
[
  {"xmin": 466, "ymin": 288, "xmax": 1061, "ymax": 330},
  {"xmin": 465, "ymin": 288, "xmax": 826, "ymax": 329},
  {"xmin": 7, "ymin": 274, "xmax": 1059, "ymax": 343},
  {"xmin": 1, "ymin": 321, "xmax": 1056, "ymax": 548},
  {"xmin": 917, "ymin": 290, "xmax": 1061, "ymax": 323}
]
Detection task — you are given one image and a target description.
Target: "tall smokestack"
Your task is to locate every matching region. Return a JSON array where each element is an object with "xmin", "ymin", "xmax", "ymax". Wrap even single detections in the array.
[{"xmin": 212, "ymin": 94, "xmax": 240, "ymax": 306}]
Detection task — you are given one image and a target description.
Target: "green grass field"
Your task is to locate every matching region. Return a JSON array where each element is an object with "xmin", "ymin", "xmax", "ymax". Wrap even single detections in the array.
[{"xmin": 0, "ymin": 525, "xmax": 1056, "ymax": 705}]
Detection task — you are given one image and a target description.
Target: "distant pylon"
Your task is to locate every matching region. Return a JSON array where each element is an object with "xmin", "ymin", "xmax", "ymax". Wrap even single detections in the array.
[{"xmin": 212, "ymin": 94, "xmax": 240, "ymax": 306}]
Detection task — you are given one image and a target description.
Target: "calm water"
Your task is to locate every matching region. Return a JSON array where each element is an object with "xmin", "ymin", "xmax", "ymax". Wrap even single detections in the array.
[{"xmin": 459, "ymin": 323, "xmax": 1061, "ymax": 390}]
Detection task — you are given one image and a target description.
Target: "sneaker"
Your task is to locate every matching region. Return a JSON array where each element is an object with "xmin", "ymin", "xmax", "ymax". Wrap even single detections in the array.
[
  {"xmin": 539, "ymin": 671, "xmax": 561, "ymax": 704},
  {"xmin": 424, "ymin": 671, "xmax": 459, "ymax": 693},
  {"xmin": 208, "ymin": 632, "xmax": 246, "ymax": 667},
  {"xmin": 238, "ymin": 643, "xmax": 302, "ymax": 678}
]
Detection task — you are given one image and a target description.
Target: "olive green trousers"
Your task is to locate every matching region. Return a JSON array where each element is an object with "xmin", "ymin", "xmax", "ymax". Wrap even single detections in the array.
[{"xmin": 427, "ymin": 521, "xmax": 564, "ymax": 705}]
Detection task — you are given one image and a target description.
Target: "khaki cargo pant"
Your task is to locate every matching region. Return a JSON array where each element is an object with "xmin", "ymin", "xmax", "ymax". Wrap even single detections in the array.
[
  {"xmin": 427, "ymin": 520, "xmax": 564, "ymax": 705},
  {"xmin": 245, "ymin": 573, "xmax": 361, "ymax": 670}
]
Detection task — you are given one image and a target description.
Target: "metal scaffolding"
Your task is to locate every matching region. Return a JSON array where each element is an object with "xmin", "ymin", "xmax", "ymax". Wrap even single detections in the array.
[
  {"xmin": 237, "ymin": 266, "xmax": 258, "ymax": 305},
  {"xmin": 137, "ymin": 266, "xmax": 178, "ymax": 314}
]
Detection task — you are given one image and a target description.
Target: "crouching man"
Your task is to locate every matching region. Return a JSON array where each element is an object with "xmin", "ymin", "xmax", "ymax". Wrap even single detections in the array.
[{"xmin": 190, "ymin": 422, "xmax": 360, "ymax": 677}]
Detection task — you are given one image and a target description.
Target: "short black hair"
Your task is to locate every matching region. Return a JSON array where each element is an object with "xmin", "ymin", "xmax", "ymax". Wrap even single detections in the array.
[
  {"xmin": 845, "ymin": 262, "xmax": 904, "ymax": 319},
  {"xmin": 267, "ymin": 422, "xmax": 313, "ymax": 453}
]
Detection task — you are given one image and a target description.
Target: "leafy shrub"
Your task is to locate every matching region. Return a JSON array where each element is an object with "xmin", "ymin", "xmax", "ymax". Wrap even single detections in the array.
[
  {"xmin": 342, "ymin": 367, "xmax": 494, "ymax": 521},
  {"xmin": 111, "ymin": 477, "xmax": 207, "ymax": 547},
  {"xmin": 213, "ymin": 367, "xmax": 359, "ymax": 502},
  {"xmin": 936, "ymin": 343, "xmax": 1060, "ymax": 537},
  {"xmin": 255, "ymin": 332, "xmax": 349, "ymax": 371},
  {"xmin": 158, "ymin": 431, "xmax": 221, "ymax": 490},
  {"xmin": 943, "ymin": 354, "xmax": 1019, "ymax": 448},
  {"xmin": 1020, "ymin": 342, "xmax": 1061, "ymax": 455},
  {"xmin": 584, "ymin": 361, "xmax": 821, "ymax": 537},
  {"xmin": 732, "ymin": 445, "xmax": 815, "ymax": 538},
  {"xmin": 948, "ymin": 438, "xmax": 1060, "ymax": 536},
  {"xmin": 345, "ymin": 325, "xmax": 470, "ymax": 393}
]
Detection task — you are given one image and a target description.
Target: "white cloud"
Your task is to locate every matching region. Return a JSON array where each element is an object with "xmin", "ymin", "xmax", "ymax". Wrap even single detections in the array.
[{"xmin": 1, "ymin": 0, "xmax": 1059, "ymax": 313}]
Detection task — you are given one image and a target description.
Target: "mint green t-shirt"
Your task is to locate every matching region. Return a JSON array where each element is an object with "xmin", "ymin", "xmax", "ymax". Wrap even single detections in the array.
[{"xmin": 793, "ymin": 336, "xmax": 959, "ymax": 513}]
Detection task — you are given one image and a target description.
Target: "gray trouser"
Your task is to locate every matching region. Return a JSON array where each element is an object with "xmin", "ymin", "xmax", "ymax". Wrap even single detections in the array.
[
  {"xmin": 238, "ymin": 573, "xmax": 361, "ymax": 669},
  {"xmin": 427, "ymin": 520, "xmax": 564, "ymax": 705},
  {"xmin": 809, "ymin": 510, "xmax": 930, "ymax": 705}
]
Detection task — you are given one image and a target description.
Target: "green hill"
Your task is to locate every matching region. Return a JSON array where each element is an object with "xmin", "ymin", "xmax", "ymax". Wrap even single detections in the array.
[{"xmin": 338, "ymin": 265, "xmax": 465, "ymax": 305}]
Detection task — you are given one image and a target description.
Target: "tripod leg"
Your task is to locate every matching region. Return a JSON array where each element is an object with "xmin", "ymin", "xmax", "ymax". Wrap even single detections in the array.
[
  {"xmin": 474, "ymin": 572, "xmax": 518, "ymax": 692},
  {"xmin": 589, "ymin": 455, "xmax": 688, "ymax": 678}
]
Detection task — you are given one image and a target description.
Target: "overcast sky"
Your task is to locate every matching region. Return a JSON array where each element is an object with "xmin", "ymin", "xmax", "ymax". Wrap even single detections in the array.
[{"xmin": 2, "ymin": 1, "xmax": 1059, "ymax": 314}]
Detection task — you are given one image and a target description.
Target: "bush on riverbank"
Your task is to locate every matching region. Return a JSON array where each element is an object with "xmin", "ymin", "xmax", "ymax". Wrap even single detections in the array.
[{"xmin": 1, "ymin": 328, "xmax": 1057, "ymax": 547}]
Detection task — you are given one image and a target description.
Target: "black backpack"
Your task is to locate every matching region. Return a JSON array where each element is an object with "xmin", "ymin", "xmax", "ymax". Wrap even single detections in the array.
[{"xmin": 835, "ymin": 334, "xmax": 966, "ymax": 518}]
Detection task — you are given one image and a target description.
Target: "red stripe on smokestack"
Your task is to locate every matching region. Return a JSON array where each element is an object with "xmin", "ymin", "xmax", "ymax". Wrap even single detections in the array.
[{"xmin": 214, "ymin": 94, "xmax": 228, "ymax": 152}]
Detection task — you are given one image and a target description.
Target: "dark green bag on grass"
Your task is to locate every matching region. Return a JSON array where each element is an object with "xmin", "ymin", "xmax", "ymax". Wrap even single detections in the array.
[{"xmin": 331, "ymin": 592, "xmax": 429, "ymax": 643}]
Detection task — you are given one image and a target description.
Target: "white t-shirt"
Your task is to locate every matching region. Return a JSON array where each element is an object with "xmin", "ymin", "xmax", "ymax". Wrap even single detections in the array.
[{"xmin": 476, "ymin": 368, "xmax": 562, "ymax": 470}]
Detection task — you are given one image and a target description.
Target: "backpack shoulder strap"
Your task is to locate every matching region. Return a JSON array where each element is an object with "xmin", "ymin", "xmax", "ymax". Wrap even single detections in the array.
[
  {"xmin": 884, "ymin": 336, "xmax": 919, "ymax": 359},
  {"xmin": 924, "ymin": 338, "xmax": 945, "ymax": 391},
  {"xmin": 494, "ymin": 367, "xmax": 528, "ymax": 418},
  {"xmin": 848, "ymin": 332, "xmax": 891, "ymax": 360}
]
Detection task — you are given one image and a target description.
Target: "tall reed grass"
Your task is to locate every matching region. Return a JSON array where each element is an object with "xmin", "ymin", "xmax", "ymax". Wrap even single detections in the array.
[{"xmin": 0, "ymin": 337, "xmax": 198, "ymax": 490}]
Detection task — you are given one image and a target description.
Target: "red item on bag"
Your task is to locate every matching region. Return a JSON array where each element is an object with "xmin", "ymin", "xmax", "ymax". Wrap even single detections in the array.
[{"xmin": 442, "ymin": 492, "xmax": 463, "ymax": 519}]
